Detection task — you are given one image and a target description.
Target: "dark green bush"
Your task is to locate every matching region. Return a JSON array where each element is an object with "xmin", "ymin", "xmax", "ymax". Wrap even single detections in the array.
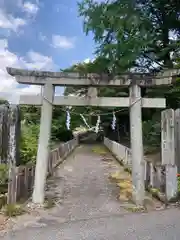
[
  {"xmin": 20, "ymin": 123, "xmax": 39, "ymax": 164},
  {"xmin": 0, "ymin": 164, "xmax": 8, "ymax": 185},
  {"xmin": 53, "ymin": 129, "xmax": 74, "ymax": 142},
  {"xmin": 143, "ymin": 119, "xmax": 161, "ymax": 150},
  {"xmin": 0, "ymin": 164, "xmax": 8, "ymax": 194}
]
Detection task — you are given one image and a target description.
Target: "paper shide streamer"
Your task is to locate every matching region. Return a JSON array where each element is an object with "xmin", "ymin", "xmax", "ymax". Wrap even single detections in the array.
[
  {"xmin": 111, "ymin": 111, "xmax": 116, "ymax": 130},
  {"xmin": 80, "ymin": 114, "xmax": 91, "ymax": 129},
  {"xmin": 95, "ymin": 115, "xmax": 101, "ymax": 133},
  {"xmin": 65, "ymin": 108, "xmax": 117, "ymax": 132},
  {"xmin": 66, "ymin": 109, "xmax": 71, "ymax": 130}
]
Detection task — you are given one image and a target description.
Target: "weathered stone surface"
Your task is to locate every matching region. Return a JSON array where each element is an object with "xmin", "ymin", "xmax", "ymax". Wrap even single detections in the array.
[
  {"xmin": 166, "ymin": 165, "xmax": 177, "ymax": 200},
  {"xmin": 161, "ymin": 109, "xmax": 175, "ymax": 165},
  {"xmin": 7, "ymin": 105, "xmax": 21, "ymax": 166},
  {"xmin": 87, "ymin": 87, "xmax": 98, "ymax": 98},
  {"xmin": 7, "ymin": 105, "xmax": 21, "ymax": 204},
  {"xmin": 175, "ymin": 109, "xmax": 180, "ymax": 173},
  {"xmin": 161, "ymin": 109, "xmax": 178, "ymax": 199},
  {"xmin": 32, "ymin": 83, "xmax": 54, "ymax": 204},
  {"xmin": 0, "ymin": 106, "xmax": 5, "ymax": 163},
  {"xmin": 19, "ymin": 95, "xmax": 166, "ymax": 108},
  {"xmin": 6, "ymin": 67, "xmax": 179, "ymax": 87},
  {"xmin": 0, "ymin": 105, "xmax": 9, "ymax": 164}
]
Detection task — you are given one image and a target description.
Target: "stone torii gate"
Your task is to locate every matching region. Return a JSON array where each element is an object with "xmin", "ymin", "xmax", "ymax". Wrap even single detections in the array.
[{"xmin": 7, "ymin": 67, "xmax": 179, "ymax": 205}]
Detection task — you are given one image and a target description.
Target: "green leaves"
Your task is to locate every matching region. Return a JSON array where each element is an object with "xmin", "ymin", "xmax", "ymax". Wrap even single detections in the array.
[
  {"xmin": 78, "ymin": 0, "xmax": 180, "ymax": 71},
  {"xmin": 20, "ymin": 123, "xmax": 39, "ymax": 164}
]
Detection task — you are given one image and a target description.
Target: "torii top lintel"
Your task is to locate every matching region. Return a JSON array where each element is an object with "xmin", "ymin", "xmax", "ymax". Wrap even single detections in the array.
[{"xmin": 6, "ymin": 67, "xmax": 180, "ymax": 87}]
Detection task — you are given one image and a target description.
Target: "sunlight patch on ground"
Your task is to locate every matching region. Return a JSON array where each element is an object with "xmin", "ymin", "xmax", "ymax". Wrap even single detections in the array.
[
  {"xmin": 109, "ymin": 171, "xmax": 133, "ymax": 202},
  {"xmin": 92, "ymin": 146, "xmax": 108, "ymax": 155}
]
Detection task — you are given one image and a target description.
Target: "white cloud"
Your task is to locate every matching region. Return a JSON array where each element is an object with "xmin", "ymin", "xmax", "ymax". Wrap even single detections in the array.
[
  {"xmin": 52, "ymin": 35, "xmax": 75, "ymax": 49},
  {"xmin": 22, "ymin": 2, "xmax": 39, "ymax": 15},
  {"xmin": 24, "ymin": 51, "xmax": 56, "ymax": 70},
  {"xmin": 0, "ymin": 9, "xmax": 27, "ymax": 32},
  {"xmin": 0, "ymin": 39, "xmax": 57, "ymax": 103},
  {"xmin": 84, "ymin": 58, "xmax": 92, "ymax": 63},
  {"xmin": 0, "ymin": 39, "xmax": 8, "ymax": 49},
  {"xmin": 71, "ymin": 57, "xmax": 95, "ymax": 66}
]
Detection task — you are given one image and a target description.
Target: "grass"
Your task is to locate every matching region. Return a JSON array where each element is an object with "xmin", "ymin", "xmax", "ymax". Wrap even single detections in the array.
[
  {"xmin": 2, "ymin": 204, "xmax": 25, "ymax": 217},
  {"xmin": 125, "ymin": 205, "xmax": 146, "ymax": 212},
  {"xmin": 110, "ymin": 171, "xmax": 133, "ymax": 202},
  {"xmin": 149, "ymin": 188, "xmax": 159, "ymax": 194},
  {"xmin": 92, "ymin": 146, "xmax": 108, "ymax": 155},
  {"xmin": 109, "ymin": 171, "xmax": 122, "ymax": 181}
]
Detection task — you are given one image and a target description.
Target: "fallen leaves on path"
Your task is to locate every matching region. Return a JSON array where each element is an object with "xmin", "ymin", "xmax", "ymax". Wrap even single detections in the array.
[{"xmin": 110, "ymin": 171, "xmax": 133, "ymax": 202}]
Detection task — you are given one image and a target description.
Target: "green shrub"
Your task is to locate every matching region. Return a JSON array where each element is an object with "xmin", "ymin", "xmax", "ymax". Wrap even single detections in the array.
[
  {"xmin": 20, "ymin": 117, "xmax": 75, "ymax": 165},
  {"xmin": 52, "ymin": 128, "xmax": 74, "ymax": 142},
  {"xmin": 178, "ymin": 177, "xmax": 180, "ymax": 192},
  {"xmin": 3, "ymin": 204, "xmax": 25, "ymax": 217},
  {"xmin": 142, "ymin": 119, "xmax": 161, "ymax": 149},
  {"xmin": 0, "ymin": 164, "xmax": 8, "ymax": 185},
  {"xmin": 20, "ymin": 123, "xmax": 39, "ymax": 164}
]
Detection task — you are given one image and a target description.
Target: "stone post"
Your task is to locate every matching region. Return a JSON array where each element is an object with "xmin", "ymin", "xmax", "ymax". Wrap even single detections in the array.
[
  {"xmin": 175, "ymin": 109, "xmax": 180, "ymax": 173},
  {"xmin": 129, "ymin": 84, "xmax": 145, "ymax": 205},
  {"xmin": 7, "ymin": 105, "xmax": 20, "ymax": 166},
  {"xmin": 161, "ymin": 109, "xmax": 177, "ymax": 200},
  {"xmin": 0, "ymin": 106, "xmax": 5, "ymax": 163},
  {"xmin": 0, "ymin": 105, "xmax": 9, "ymax": 164},
  {"xmin": 7, "ymin": 105, "xmax": 21, "ymax": 204},
  {"xmin": 32, "ymin": 83, "xmax": 54, "ymax": 204}
]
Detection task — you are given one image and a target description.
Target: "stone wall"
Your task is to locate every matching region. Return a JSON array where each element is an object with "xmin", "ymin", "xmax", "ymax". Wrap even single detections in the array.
[
  {"xmin": 104, "ymin": 122, "xmax": 178, "ymax": 202},
  {"xmin": 104, "ymin": 137, "xmax": 132, "ymax": 167}
]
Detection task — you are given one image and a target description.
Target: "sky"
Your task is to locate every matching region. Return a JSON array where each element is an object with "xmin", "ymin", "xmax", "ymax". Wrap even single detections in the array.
[{"xmin": 0, "ymin": 0, "xmax": 99, "ymax": 102}]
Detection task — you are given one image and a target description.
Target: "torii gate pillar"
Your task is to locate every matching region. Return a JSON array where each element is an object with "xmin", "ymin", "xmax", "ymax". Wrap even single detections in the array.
[
  {"xmin": 130, "ymin": 84, "xmax": 145, "ymax": 205},
  {"xmin": 32, "ymin": 83, "xmax": 54, "ymax": 204}
]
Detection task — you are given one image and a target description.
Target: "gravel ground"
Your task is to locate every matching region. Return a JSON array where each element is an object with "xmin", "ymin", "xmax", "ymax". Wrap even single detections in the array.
[{"xmin": 1, "ymin": 145, "xmax": 180, "ymax": 239}]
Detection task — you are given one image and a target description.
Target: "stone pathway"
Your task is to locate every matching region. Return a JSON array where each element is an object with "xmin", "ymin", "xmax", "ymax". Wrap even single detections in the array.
[
  {"xmin": 0, "ymin": 144, "xmax": 177, "ymax": 240},
  {"xmin": 45, "ymin": 145, "xmax": 129, "ymax": 221}
]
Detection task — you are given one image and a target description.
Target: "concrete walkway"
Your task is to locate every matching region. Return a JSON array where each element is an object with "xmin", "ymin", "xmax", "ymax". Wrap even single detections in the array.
[{"xmin": 1, "ymin": 145, "xmax": 180, "ymax": 239}]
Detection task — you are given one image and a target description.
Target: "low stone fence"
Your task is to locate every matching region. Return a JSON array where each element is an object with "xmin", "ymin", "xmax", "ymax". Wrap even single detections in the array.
[
  {"xmin": 104, "ymin": 137, "xmax": 132, "ymax": 167},
  {"xmin": 7, "ymin": 137, "xmax": 78, "ymax": 204},
  {"xmin": 104, "ymin": 137, "xmax": 178, "ymax": 202}
]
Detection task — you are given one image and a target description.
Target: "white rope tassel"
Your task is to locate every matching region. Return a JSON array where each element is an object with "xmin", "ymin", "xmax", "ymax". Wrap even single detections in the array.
[
  {"xmin": 95, "ymin": 115, "xmax": 101, "ymax": 133},
  {"xmin": 111, "ymin": 111, "xmax": 116, "ymax": 130},
  {"xmin": 80, "ymin": 114, "xmax": 91, "ymax": 129},
  {"xmin": 66, "ymin": 109, "xmax": 71, "ymax": 130}
]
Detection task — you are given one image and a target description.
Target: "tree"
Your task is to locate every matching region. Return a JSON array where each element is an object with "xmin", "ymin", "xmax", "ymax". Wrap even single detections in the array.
[
  {"xmin": 78, "ymin": 0, "xmax": 180, "ymax": 72},
  {"xmin": 0, "ymin": 99, "xmax": 9, "ymax": 105}
]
